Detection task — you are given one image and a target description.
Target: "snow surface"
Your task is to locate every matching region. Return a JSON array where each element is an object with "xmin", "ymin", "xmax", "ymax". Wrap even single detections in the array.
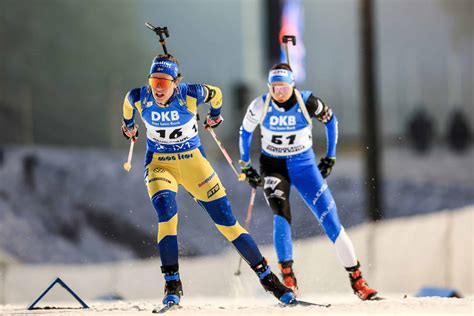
[
  {"xmin": 1, "ymin": 295, "xmax": 473, "ymax": 315},
  {"xmin": 1, "ymin": 208, "xmax": 472, "ymax": 314}
]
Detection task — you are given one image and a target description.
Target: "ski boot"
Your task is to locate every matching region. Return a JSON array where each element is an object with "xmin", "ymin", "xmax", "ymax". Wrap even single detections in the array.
[
  {"xmin": 161, "ymin": 265, "xmax": 183, "ymax": 305},
  {"xmin": 278, "ymin": 260, "xmax": 298, "ymax": 295},
  {"xmin": 346, "ymin": 262, "xmax": 378, "ymax": 300},
  {"xmin": 253, "ymin": 258, "xmax": 295, "ymax": 304}
]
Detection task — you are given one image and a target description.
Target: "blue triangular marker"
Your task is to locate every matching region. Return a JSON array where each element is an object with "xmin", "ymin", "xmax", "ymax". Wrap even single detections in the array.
[{"xmin": 28, "ymin": 277, "xmax": 89, "ymax": 310}]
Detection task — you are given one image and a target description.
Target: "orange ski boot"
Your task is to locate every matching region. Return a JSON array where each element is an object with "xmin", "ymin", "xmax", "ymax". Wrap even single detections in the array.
[
  {"xmin": 346, "ymin": 262, "xmax": 378, "ymax": 301},
  {"xmin": 278, "ymin": 260, "xmax": 298, "ymax": 295}
]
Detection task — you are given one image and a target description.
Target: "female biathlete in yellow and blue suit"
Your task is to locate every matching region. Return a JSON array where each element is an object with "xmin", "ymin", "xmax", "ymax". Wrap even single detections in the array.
[{"xmin": 121, "ymin": 54, "xmax": 294, "ymax": 305}]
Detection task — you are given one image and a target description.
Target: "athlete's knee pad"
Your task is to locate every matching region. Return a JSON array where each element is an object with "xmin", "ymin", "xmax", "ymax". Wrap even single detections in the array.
[
  {"xmin": 263, "ymin": 176, "xmax": 292, "ymax": 223},
  {"xmin": 266, "ymin": 195, "xmax": 291, "ymax": 223},
  {"xmin": 151, "ymin": 190, "xmax": 178, "ymax": 222}
]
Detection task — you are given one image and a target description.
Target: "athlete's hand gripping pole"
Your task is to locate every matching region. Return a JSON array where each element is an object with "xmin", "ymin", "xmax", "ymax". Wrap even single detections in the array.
[
  {"xmin": 145, "ymin": 22, "xmax": 170, "ymax": 55},
  {"xmin": 123, "ymin": 139, "xmax": 135, "ymax": 172},
  {"xmin": 282, "ymin": 35, "xmax": 296, "ymax": 67},
  {"xmin": 205, "ymin": 127, "xmax": 245, "ymax": 181},
  {"xmin": 234, "ymin": 187, "xmax": 257, "ymax": 276}
]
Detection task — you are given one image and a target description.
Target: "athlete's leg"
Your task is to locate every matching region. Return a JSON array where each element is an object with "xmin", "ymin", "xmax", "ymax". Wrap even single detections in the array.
[
  {"xmin": 288, "ymin": 154, "xmax": 358, "ymax": 268},
  {"xmin": 145, "ymin": 153, "xmax": 183, "ymax": 304},
  {"xmin": 289, "ymin": 152, "xmax": 378, "ymax": 300},
  {"xmin": 145, "ymin": 153, "xmax": 180, "ymax": 268},
  {"xmin": 261, "ymin": 172, "xmax": 293, "ymax": 263},
  {"xmin": 180, "ymin": 147, "xmax": 294, "ymax": 302},
  {"xmin": 180, "ymin": 147, "xmax": 263, "ymax": 266},
  {"xmin": 260, "ymin": 155, "xmax": 298, "ymax": 292}
]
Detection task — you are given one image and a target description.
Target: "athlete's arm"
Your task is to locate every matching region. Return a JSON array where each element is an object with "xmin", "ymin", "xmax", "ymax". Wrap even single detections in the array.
[
  {"xmin": 203, "ymin": 84, "xmax": 223, "ymax": 117},
  {"xmin": 239, "ymin": 96, "xmax": 264, "ymax": 163},
  {"xmin": 122, "ymin": 88, "xmax": 140, "ymax": 128},
  {"xmin": 187, "ymin": 84, "xmax": 223, "ymax": 127},
  {"xmin": 306, "ymin": 95, "xmax": 338, "ymax": 158}
]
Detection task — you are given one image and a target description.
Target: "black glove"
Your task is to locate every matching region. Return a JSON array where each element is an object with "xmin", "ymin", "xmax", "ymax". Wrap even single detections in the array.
[
  {"xmin": 121, "ymin": 123, "xmax": 139, "ymax": 141},
  {"xmin": 240, "ymin": 164, "xmax": 263, "ymax": 188},
  {"xmin": 318, "ymin": 156, "xmax": 336, "ymax": 179}
]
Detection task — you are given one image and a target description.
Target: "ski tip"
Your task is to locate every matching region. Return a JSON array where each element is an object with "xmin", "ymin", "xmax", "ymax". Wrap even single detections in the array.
[
  {"xmin": 367, "ymin": 295, "xmax": 385, "ymax": 301},
  {"xmin": 285, "ymin": 299, "xmax": 331, "ymax": 308},
  {"xmin": 374, "ymin": 296, "xmax": 386, "ymax": 301}
]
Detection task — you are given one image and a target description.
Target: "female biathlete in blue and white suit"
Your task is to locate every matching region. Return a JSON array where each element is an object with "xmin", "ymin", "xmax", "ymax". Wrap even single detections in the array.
[
  {"xmin": 238, "ymin": 63, "xmax": 378, "ymax": 301},
  {"xmin": 121, "ymin": 55, "xmax": 294, "ymax": 305}
]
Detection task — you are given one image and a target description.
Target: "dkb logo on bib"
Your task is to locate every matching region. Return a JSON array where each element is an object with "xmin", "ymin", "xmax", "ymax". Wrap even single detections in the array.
[
  {"xmin": 269, "ymin": 116, "xmax": 296, "ymax": 126},
  {"xmin": 152, "ymin": 111, "xmax": 180, "ymax": 122}
]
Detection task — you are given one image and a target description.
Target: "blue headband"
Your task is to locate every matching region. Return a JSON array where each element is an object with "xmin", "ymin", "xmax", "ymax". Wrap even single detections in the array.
[
  {"xmin": 268, "ymin": 69, "xmax": 295, "ymax": 86},
  {"xmin": 150, "ymin": 57, "xmax": 179, "ymax": 78}
]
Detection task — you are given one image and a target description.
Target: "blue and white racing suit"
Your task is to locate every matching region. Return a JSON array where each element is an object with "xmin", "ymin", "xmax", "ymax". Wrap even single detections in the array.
[{"xmin": 239, "ymin": 90, "xmax": 357, "ymax": 268}]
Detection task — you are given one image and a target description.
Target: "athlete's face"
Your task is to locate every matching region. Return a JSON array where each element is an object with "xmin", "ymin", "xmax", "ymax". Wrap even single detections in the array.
[
  {"xmin": 269, "ymin": 82, "xmax": 293, "ymax": 103},
  {"xmin": 149, "ymin": 73, "xmax": 177, "ymax": 105}
]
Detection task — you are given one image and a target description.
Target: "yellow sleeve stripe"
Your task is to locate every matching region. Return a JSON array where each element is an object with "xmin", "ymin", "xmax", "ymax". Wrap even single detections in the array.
[
  {"xmin": 215, "ymin": 222, "xmax": 248, "ymax": 241},
  {"xmin": 134, "ymin": 101, "xmax": 143, "ymax": 114},
  {"xmin": 157, "ymin": 214, "xmax": 178, "ymax": 243},
  {"xmin": 122, "ymin": 92, "xmax": 135, "ymax": 120},
  {"xmin": 186, "ymin": 95, "xmax": 198, "ymax": 114}
]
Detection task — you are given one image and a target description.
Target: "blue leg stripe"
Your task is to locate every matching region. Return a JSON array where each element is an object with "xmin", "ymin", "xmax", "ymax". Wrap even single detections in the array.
[
  {"xmin": 201, "ymin": 196, "xmax": 263, "ymax": 266},
  {"xmin": 232, "ymin": 234, "xmax": 264, "ymax": 267},
  {"xmin": 274, "ymin": 215, "xmax": 293, "ymax": 262},
  {"xmin": 199, "ymin": 196, "xmax": 237, "ymax": 226},
  {"xmin": 158, "ymin": 235, "xmax": 179, "ymax": 267},
  {"xmin": 152, "ymin": 190, "xmax": 178, "ymax": 222}
]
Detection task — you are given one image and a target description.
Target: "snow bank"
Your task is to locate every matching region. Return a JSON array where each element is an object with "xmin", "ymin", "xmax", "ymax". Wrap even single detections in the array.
[{"xmin": 1, "ymin": 206, "xmax": 472, "ymax": 306}]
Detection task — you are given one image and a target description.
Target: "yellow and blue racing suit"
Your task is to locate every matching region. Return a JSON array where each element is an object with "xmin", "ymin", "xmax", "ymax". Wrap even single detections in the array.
[{"xmin": 122, "ymin": 83, "xmax": 263, "ymax": 269}]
